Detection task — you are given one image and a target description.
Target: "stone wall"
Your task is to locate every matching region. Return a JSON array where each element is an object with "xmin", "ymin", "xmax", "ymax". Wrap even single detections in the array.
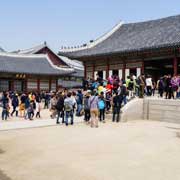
[
  {"xmin": 143, "ymin": 99, "xmax": 180, "ymax": 124},
  {"xmin": 121, "ymin": 98, "xmax": 144, "ymax": 122}
]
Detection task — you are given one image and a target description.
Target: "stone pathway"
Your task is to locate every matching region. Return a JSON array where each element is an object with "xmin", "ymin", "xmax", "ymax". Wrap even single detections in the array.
[{"xmin": 0, "ymin": 117, "xmax": 84, "ymax": 131}]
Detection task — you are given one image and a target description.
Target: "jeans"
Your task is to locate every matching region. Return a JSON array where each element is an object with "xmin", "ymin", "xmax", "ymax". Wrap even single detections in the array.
[
  {"xmin": 2, "ymin": 109, "xmax": 8, "ymax": 120},
  {"xmin": 56, "ymin": 110, "xmax": 64, "ymax": 124},
  {"xmin": 123, "ymin": 96, "xmax": 127, "ymax": 105},
  {"xmin": 65, "ymin": 110, "xmax": 74, "ymax": 125},
  {"xmin": 76, "ymin": 104, "xmax": 82, "ymax": 116},
  {"xmin": 28, "ymin": 111, "xmax": 34, "ymax": 120},
  {"xmin": 146, "ymin": 86, "xmax": 152, "ymax": 96},
  {"xmin": 84, "ymin": 109, "xmax": 90, "ymax": 122},
  {"xmin": 99, "ymin": 109, "xmax": 105, "ymax": 121},
  {"xmin": 11, "ymin": 106, "xmax": 18, "ymax": 117},
  {"xmin": 112, "ymin": 107, "xmax": 121, "ymax": 122},
  {"xmin": 106, "ymin": 101, "xmax": 111, "ymax": 111}
]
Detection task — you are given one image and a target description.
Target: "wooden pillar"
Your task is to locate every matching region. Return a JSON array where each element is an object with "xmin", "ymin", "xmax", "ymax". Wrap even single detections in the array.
[
  {"xmin": 56, "ymin": 79, "xmax": 58, "ymax": 92},
  {"xmin": 173, "ymin": 57, "xmax": 178, "ymax": 76},
  {"xmin": 122, "ymin": 61, "xmax": 126, "ymax": 80},
  {"xmin": 11, "ymin": 80, "xmax": 14, "ymax": 91},
  {"xmin": 37, "ymin": 79, "xmax": 40, "ymax": 92},
  {"xmin": 93, "ymin": 64, "xmax": 95, "ymax": 80},
  {"xmin": 49, "ymin": 78, "xmax": 52, "ymax": 92},
  {"xmin": 84, "ymin": 61, "xmax": 87, "ymax": 79},
  {"xmin": 106, "ymin": 59, "xmax": 110, "ymax": 79},
  {"xmin": 141, "ymin": 61, "xmax": 145, "ymax": 74},
  {"xmin": 24, "ymin": 79, "xmax": 28, "ymax": 93}
]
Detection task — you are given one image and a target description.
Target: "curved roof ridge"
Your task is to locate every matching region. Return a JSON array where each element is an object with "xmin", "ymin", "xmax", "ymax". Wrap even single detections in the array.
[
  {"xmin": 17, "ymin": 43, "xmax": 47, "ymax": 54},
  {"xmin": 124, "ymin": 14, "xmax": 180, "ymax": 26},
  {"xmin": 0, "ymin": 46, "xmax": 5, "ymax": 52},
  {"xmin": 46, "ymin": 55, "xmax": 75, "ymax": 72},
  {"xmin": 60, "ymin": 21, "xmax": 123, "ymax": 52},
  {"xmin": 0, "ymin": 51, "xmax": 47, "ymax": 58}
]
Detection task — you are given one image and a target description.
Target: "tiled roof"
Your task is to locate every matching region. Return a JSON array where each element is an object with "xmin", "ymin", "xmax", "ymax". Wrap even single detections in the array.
[
  {"xmin": 59, "ymin": 15, "xmax": 180, "ymax": 58},
  {"xmin": 16, "ymin": 43, "xmax": 47, "ymax": 54},
  {"xmin": 0, "ymin": 47, "xmax": 5, "ymax": 52},
  {"xmin": 59, "ymin": 56, "xmax": 84, "ymax": 77},
  {"xmin": 59, "ymin": 56, "xmax": 84, "ymax": 70},
  {"xmin": 0, "ymin": 53, "xmax": 74, "ymax": 75}
]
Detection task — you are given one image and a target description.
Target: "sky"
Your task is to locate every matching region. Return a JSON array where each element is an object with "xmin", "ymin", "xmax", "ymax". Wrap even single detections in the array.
[{"xmin": 0, "ymin": 0, "xmax": 180, "ymax": 52}]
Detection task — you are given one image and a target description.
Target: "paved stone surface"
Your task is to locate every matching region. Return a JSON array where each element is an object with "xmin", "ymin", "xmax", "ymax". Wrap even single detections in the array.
[
  {"xmin": 0, "ymin": 120, "xmax": 180, "ymax": 180},
  {"xmin": 0, "ymin": 106, "xmax": 84, "ymax": 131}
]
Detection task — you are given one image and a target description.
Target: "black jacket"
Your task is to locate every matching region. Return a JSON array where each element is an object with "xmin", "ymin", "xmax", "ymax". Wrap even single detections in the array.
[
  {"xmin": 56, "ymin": 96, "xmax": 64, "ymax": 111},
  {"xmin": 113, "ymin": 95, "xmax": 122, "ymax": 108}
]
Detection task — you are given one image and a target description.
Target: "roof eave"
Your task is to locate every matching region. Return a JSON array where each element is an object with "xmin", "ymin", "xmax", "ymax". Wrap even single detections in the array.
[{"xmin": 66, "ymin": 43, "xmax": 180, "ymax": 59}]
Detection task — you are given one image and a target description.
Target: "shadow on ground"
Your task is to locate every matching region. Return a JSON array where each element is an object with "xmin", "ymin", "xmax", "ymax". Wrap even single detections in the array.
[
  {"xmin": 166, "ymin": 126, "xmax": 180, "ymax": 130},
  {"xmin": 0, "ymin": 148, "xmax": 5, "ymax": 154},
  {"xmin": 176, "ymin": 132, "xmax": 180, "ymax": 138},
  {"xmin": 0, "ymin": 169, "xmax": 12, "ymax": 180}
]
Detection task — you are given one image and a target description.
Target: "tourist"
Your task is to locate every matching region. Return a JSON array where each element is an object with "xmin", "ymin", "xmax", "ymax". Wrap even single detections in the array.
[
  {"xmin": 171, "ymin": 76, "xmax": 178, "ymax": 99},
  {"xmin": 127, "ymin": 75, "xmax": 135, "ymax": 99},
  {"xmin": 165, "ymin": 75, "xmax": 173, "ymax": 99},
  {"xmin": 145, "ymin": 75, "xmax": 153, "ymax": 96},
  {"xmin": 56, "ymin": 92, "xmax": 64, "ymax": 124},
  {"xmin": 88, "ymin": 90, "xmax": 99, "ymax": 128},
  {"xmin": 50, "ymin": 95, "xmax": 57, "ymax": 119},
  {"xmin": 112, "ymin": 91, "xmax": 122, "ymax": 122},
  {"xmin": 1, "ymin": 92, "xmax": 9, "ymax": 121},
  {"xmin": 105, "ymin": 91, "xmax": 111, "ymax": 112},
  {"xmin": 35, "ymin": 93, "xmax": 41, "ymax": 118},
  {"xmin": 19, "ymin": 93, "xmax": 26, "ymax": 118},
  {"xmin": 138, "ymin": 74, "xmax": 145, "ymax": 98},
  {"xmin": 98, "ymin": 91, "xmax": 106, "ymax": 123},
  {"xmin": 64, "ymin": 92, "xmax": 75, "ymax": 126},
  {"xmin": 76, "ymin": 90, "xmax": 83, "ymax": 116},
  {"xmin": 151, "ymin": 79, "xmax": 156, "ymax": 96},
  {"xmin": 24, "ymin": 95, "xmax": 30, "ymax": 119},
  {"xmin": 11, "ymin": 93, "xmax": 19, "ymax": 117},
  {"xmin": 83, "ymin": 92, "xmax": 91, "ymax": 124},
  {"xmin": 27, "ymin": 100, "xmax": 34, "ymax": 120},
  {"xmin": 71, "ymin": 91, "xmax": 77, "ymax": 114},
  {"xmin": 44, "ymin": 92, "xmax": 50, "ymax": 109},
  {"xmin": 157, "ymin": 77, "xmax": 164, "ymax": 98}
]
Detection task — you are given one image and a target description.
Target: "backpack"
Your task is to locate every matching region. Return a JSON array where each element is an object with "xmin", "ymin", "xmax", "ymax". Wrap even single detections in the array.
[
  {"xmin": 56, "ymin": 98, "xmax": 64, "ymax": 111},
  {"xmin": 98, "ymin": 99, "xmax": 105, "ymax": 110},
  {"xmin": 128, "ymin": 81, "xmax": 134, "ymax": 90},
  {"xmin": 64, "ymin": 101, "xmax": 72, "ymax": 112}
]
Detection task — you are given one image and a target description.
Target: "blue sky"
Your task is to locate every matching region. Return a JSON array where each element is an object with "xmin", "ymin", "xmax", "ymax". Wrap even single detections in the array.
[{"xmin": 0, "ymin": 0, "xmax": 180, "ymax": 52}]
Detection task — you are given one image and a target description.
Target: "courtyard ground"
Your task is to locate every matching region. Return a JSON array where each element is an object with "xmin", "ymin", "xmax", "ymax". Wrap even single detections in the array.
[{"xmin": 0, "ymin": 120, "xmax": 180, "ymax": 180}]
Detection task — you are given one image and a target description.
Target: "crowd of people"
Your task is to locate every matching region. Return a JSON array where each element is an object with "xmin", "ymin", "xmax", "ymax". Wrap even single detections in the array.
[{"xmin": 1, "ymin": 73, "xmax": 180, "ymax": 127}]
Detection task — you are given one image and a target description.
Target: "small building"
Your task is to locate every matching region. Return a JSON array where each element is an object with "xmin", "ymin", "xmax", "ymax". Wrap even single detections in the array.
[
  {"xmin": 16, "ymin": 43, "xmax": 84, "ymax": 88},
  {"xmin": 58, "ymin": 55, "xmax": 84, "ymax": 88},
  {"xmin": 0, "ymin": 52, "xmax": 74, "ymax": 92},
  {"xmin": 59, "ymin": 15, "xmax": 180, "ymax": 81}
]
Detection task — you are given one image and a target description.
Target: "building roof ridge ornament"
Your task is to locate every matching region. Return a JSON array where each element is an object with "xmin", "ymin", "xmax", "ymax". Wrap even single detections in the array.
[
  {"xmin": 16, "ymin": 43, "xmax": 48, "ymax": 54},
  {"xmin": 60, "ymin": 21, "xmax": 123, "ymax": 52}
]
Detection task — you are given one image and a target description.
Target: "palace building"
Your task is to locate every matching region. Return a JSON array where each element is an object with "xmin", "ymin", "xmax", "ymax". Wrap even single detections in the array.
[
  {"xmin": 59, "ymin": 15, "xmax": 180, "ymax": 81},
  {"xmin": 0, "ymin": 43, "xmax": 84, "ymax": 92},
  {"xmin": 15, "ymin": 43, "xmax": 84, "ymax": 88},
  {"xmin": 0, "ymin": 52, "xmax": 74, "ymax": 92}
]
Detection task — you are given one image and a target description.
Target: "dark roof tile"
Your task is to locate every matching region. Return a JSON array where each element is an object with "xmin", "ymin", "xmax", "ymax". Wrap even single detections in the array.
[
  {"xmin": 0, "ymin": 53, "xmax": 74, "ymax": 75},
  {"xmin": 60, "ymin": 15, "xmax": 180, "ymax": 57}
]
